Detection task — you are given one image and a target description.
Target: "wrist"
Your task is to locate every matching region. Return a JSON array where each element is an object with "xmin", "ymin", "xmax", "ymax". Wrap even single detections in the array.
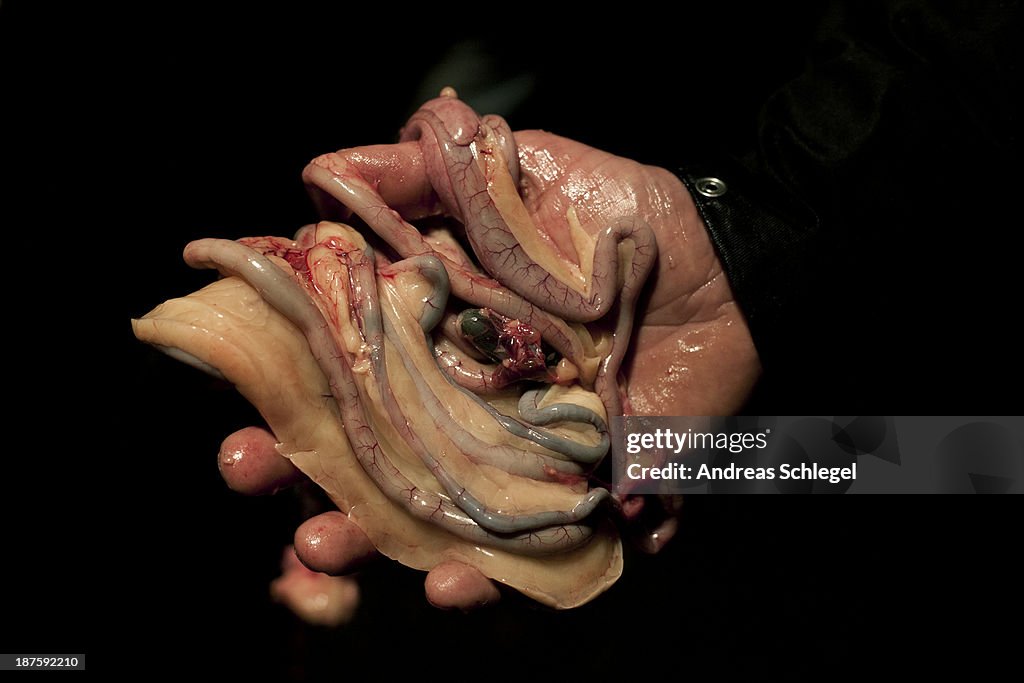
[
  {"xmin": 623, "ymin": 166, "xmax": 761, "ymax": 414},
  {"xmin": 666, "ymin": 158, "xmax": 819, "ymax": 372}
]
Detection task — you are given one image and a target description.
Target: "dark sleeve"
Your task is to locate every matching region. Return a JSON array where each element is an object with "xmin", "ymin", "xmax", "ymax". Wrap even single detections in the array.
[{"xmin": 675, "ymin": 0, "xmax": 1021, "ymax": 412}]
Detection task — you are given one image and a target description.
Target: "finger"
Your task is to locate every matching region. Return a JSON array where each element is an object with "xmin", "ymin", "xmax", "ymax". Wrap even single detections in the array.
[
  {"xmin": 304, "ymin": 109, "xmax": 523, "ymax": 226},
  {"xmin": 303, "ymin": 142, "xmax": 442, "ymax": 222},
  {"xmin": 424, "ymin": 561, "xmax": 500, "ymax": 611},
  {"xmin": 294, "ymin": 511, "xmax": 377, "ymax": 575},
  {"xmin": 218, "ymin": 426, "xmax": 303, "ymax": 495},
  {"xmin": 271, "ymin": 546, "xmax": 360, "ymax": 627}
]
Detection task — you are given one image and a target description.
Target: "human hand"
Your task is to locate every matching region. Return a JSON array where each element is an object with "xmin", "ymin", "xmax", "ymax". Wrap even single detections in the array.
[
  {"xmin": 215, "ymin": 125, "xmax": 760, "ymax": 611},
  {"xmin": 508, "ymin": 131, "xmax": 761, "ymax": 416}
]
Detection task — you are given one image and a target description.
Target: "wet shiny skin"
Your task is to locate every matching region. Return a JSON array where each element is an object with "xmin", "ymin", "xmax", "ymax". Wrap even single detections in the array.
[
  {"xmin": 215, "ymin": 135, "xmax": 759, "ymax": 608},
  {"xmin": 172, "ymin": 90, "xmax": 761, "ymax": 610}
]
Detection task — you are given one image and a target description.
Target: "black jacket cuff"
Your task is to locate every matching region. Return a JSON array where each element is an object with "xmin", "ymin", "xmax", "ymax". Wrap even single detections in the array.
[{"xmin": 673, "ymin": 158, "xmax": 820, "ymax": 366}]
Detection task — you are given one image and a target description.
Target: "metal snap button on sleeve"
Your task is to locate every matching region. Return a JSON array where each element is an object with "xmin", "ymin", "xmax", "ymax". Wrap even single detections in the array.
[{"xmin": 695, "ymin": 177, "xmax": 727, "ymax": 197}]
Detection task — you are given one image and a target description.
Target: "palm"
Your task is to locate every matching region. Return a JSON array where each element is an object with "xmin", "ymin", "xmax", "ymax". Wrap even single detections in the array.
[{"xmin": 513, "ymin": 130, "xmax": 760, "ymax": 415}]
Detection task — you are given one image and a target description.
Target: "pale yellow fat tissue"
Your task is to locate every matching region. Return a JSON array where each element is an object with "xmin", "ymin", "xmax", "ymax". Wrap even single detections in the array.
[{"xmin": 476, "ymin": 131, "xmax": 596, "ymax": 296}]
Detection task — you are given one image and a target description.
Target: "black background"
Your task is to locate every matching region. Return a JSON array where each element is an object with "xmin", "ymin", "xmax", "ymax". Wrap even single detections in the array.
[{"xmin": 4, "ymin": 1, "xmax": 1021, "ymax": 678}]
